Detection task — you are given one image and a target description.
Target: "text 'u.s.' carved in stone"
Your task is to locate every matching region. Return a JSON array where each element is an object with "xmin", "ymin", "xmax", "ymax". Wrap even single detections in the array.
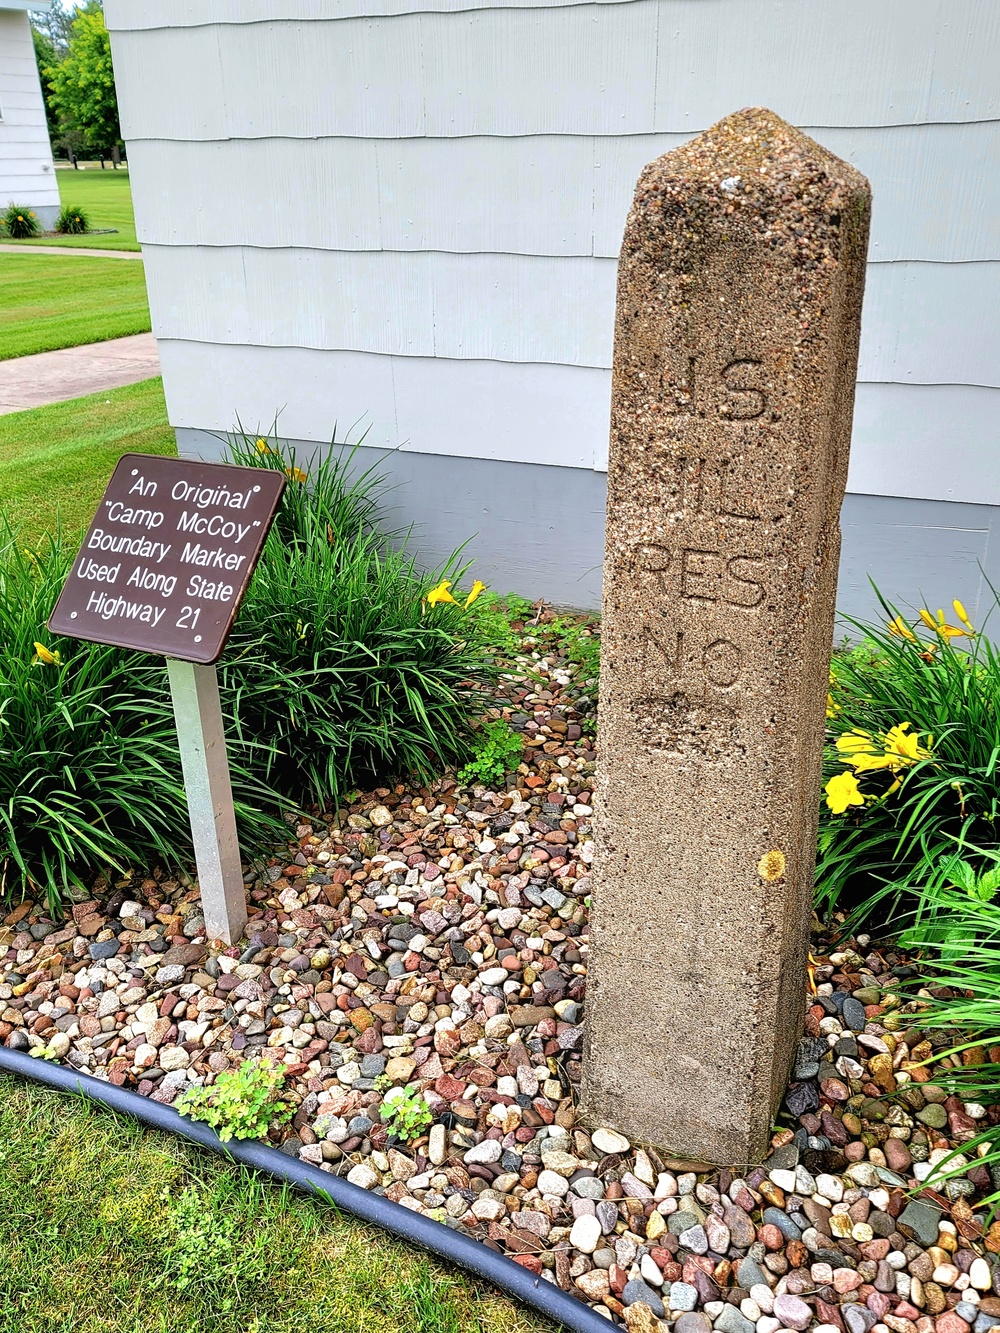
[{"xmin": 659, "ymin": 356, "xmax": 769, "ymax": 420}]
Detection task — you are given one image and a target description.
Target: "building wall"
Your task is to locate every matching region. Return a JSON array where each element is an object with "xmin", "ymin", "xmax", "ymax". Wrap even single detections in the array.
[
  {"xmin": 104, "ymin": 0, "xmax": 1000, "ymax": 617},
  {"xmin": 0, "ymin": 5, "xmax": 59, "ymax": 224}
]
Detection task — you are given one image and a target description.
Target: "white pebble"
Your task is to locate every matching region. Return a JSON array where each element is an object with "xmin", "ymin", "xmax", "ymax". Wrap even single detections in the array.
[
  {"xmin": 815, "ymin": 1174, "xmax": 843, "ymax": 1202},
  {"xmin": 537, "ymin": 1169, "xmax": 569, "ymax": 1197},
  {"xmin": 769, "ymin": 1168, "xmax": 797, "ymax": 1192},
  {"xmin": 970, "ymin": 1258, "xmax": 992, "ymax": 1290},
  {"xmin": 655, "ymin": 1172, "xmax": 678, "ymax": 1199},
  {"xmin": 750, "ymin": 1284, "xmax": 775, "ymax": 1314},
  {"xmin": 347, "ymin": 1163, "xmax": 379, "ymax": 1190},
  {"xmin": 569, "ymin": 1214, "xmax": 603, "ymax": 1255},
  {"xmin": 591, "ymin": 1127, "xmax": 631, "ymax": 1155},
  {"xmin": 639, "ymin": 1254, "xmax": 664, "ymax": 1287}
]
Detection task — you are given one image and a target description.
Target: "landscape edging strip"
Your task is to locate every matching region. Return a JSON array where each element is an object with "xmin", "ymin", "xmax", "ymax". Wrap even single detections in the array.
[{"xmin": 0, "ymin": 1045, "xmax": 613, "ymax": 1333}]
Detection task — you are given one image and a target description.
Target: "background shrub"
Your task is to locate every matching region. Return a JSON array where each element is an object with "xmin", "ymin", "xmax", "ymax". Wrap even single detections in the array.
[
  {"xmin": 55, "ymin": 204, "xmax": 89, "ymax": 234},
  {"xmin": 816, "ymin": 591, "xmax": 1000, "ymax": 919},
  {"xmin": 2, "ymin": 205, "xmax": 40, "ymax": 239},
  {"xmin": 220, "ymin": 435, "xmax": 497, "ymax": 809},
  {"xmin": 0, "ymin": 535, "xmax": 284, "ymax": 915}
]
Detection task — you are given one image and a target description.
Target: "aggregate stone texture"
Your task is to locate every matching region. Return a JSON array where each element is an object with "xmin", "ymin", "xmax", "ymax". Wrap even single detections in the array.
[
  {"xmin": 586, "ymin": 107, "xmax": 872, "ymax": 1164},
  {"xmin": 5, "ymin": 609, "xmax": 1000, "ymax": 1333}
]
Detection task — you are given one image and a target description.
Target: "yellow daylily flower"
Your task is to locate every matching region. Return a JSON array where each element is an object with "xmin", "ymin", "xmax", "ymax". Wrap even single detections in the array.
[
  {"xmin": 426, "ymin": 580, "xmax": 458, "ymax": 606},
  {"xmin": 464, "ymin": 580, "xmax": 486, "ymax": 608},
  {"xmin": 826, "ymin": 692, "xmax": 840, "ymax": 719},
  {"xmin": 883, "ymin": 721, "xmax": 932, "ymax": 765},
  {"xmin": 825, "ymin": 770, "xmax": 865, "ymax": 815},
  {"xmin": 285, "ymin": 467, "xmax": 308, "ymax": 483},
  {"xmin": 887, "ymin": 616, "xmax": 916, "ymax": 641},
  {"xmin": 920, "ymin": 607, "xmax": 966, "ymax": 639},
  {"xmin": 850, "ymin": 751, "xmax": 898, "ymax": 773},
  {"xmin": 836, "ymin": 729, "xmax": 877, "ymax": 760},
  {"xmin": 255, "ymin": 438, "xmax": 273, "ymax": 455},
  {"xmin": 32, "ymin": 642, "xmax": 61, "ymax": 666},
  {"xmin": 953, "ymin": 599, "xmax": 975, "ymax": 632}
]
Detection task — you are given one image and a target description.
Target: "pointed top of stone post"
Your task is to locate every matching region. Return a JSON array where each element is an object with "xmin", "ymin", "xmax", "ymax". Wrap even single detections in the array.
[{"xmin": 630, "ymin": 105, "xmax": 869, "ymax": 264}]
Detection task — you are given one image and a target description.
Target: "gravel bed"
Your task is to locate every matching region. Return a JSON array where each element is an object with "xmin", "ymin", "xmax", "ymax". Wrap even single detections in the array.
[{"xmin": 3, "ymin": 616, "xmax": 1000, "ymax": 1332}]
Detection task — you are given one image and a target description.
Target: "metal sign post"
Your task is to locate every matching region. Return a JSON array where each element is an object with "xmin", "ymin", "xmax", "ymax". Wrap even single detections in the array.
[{"xmin": 48, "ymin": 453, "xmax": 286, "ymax": 945}]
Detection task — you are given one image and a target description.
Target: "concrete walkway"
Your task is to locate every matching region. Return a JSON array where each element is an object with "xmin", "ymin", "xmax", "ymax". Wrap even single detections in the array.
[
  {"xmin": 0, "ymin": 333, "xmax": 161, "ymax": 415},
  {"xmin": 0, "ymin": 243, "xmax": 141, "ymax": 260}
]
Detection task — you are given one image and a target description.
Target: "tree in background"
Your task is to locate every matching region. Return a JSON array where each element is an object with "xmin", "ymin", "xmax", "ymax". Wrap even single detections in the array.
[
  {"xmin": 46, "ymin": 2, "xmax": 124, "ymax": 165},
  {"xmin": 31, "ymin": 23, "xmax": 60, "ymax": 138},
  {"xmin": 30, "ymin": 3, "xmax": 73, "ymax": 142}
]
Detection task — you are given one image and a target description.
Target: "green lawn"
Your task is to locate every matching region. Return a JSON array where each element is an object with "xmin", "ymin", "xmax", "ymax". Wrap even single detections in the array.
[
  {"xmin": 5, "ymin": 166, "xmax": 140, "ymax": 251},
  {"xmin": 0, "ymin": 378, "xmax": 175, "ymax": 539},
  {"xmin": 0, "ymin": 1077, "xmax": 552, "ymax": 1333},
  {"xmin": 0, "ymin": 252, "xmax": 151, "ymax": 360}
]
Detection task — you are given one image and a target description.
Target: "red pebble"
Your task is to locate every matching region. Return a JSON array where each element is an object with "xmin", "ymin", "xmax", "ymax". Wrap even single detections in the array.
[
  {"xmin": 435, "ymin": 1073, "xmax": 467, "ymax": 1100},
  {"xmin": 935, "ymin": 1316, "xmax": 970, "ymax": 1333},
  {"xmin": 609, "ymin": 1264, "xmax": 627, "ymax": 1296},
  {"xmin": 863, "ymin": 1239, "xmax": 892, "ymax": 1261},
  {"xmin": 895, "ymin": 1304, "xmax": 921, "ymax": 1321},
  {"xmin": 759, "ymin": 1223, "xmax": 785, "ymax": 1251},
  {"xmin": 513, "ymin": 1255, "xmax": 542, "ymax": 1275}
]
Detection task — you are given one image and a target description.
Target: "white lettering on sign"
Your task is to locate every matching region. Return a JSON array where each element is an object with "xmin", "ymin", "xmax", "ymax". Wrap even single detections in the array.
[
  {"xmin": 86, "ymin": 529, "xmax": 172, "ymax": 562},
  {"xmin": 126, "ymin": 565, "xmax": 178, "ymax": 597},
  {"xmin": 176, "ymin": 511, "xmax": 252, "ymax": 543},
  {"xmin": 180, "ymin": 542, "xmax": 248, "ymax": 571},
  {"xmin": 186, "ymin": 575, "xmax": 235, "ymax": 602},
  {"xmin": 76, "ymin": 557, "xmax": 120, "ymax": 584},
  {"xmin": 86, "ymin": 590, "xmax": 167, "ymax": 626},
  {"xmin": 170, "ymin": 480, "xmax": 256, "ymax": 510},
  {"xmin": 106, "ymin": 501, "xmax": 164, "ymax": 529},
  {"xmin": 128, "ymin": 476, "xmax": 158, "ymax": 497}
]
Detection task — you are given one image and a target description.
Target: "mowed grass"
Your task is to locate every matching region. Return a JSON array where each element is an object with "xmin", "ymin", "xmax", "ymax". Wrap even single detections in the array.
[
  {"xmin": 0, "ymin": 378, "xmax": 175, "ymax": 539},
  {"xmin": 0, "ymin": 1077, "xmax": 555, "ymax": 1333},
  {"xmin": 4, "ymin": 166, "xmax": 140, "ymax": 250},
  {"xmin": 0, "ymin": 252, "xmax": 150, "ymax": 360}
]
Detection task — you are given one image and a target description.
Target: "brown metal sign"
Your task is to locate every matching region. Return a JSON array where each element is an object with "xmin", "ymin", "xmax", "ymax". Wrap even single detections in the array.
[{"xmin": 48, "ymin": 453, "xmax": 286, "ymax": 664}]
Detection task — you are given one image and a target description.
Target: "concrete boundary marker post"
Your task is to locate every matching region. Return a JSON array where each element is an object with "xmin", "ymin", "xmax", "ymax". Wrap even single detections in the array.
[{"xmin": 583, "ymin": 108, "xmax": 871, "ymax": 1164}]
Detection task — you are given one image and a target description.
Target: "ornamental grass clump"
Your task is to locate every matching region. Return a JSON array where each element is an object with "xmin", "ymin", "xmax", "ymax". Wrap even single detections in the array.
[
  {"xmin": 0, "ymin": 532, "xmax": 284, "ymax": 916},
  {"xmin": 816, "ymin": 588, "xmax": 1000, "ymax": 918},
  {"xmin": 2, "ymin": 204, "xmax": 40, "ymax": 239},
  {"xmin": 218, "ymin": 433, "xmax": 497, "ymax": 809}
]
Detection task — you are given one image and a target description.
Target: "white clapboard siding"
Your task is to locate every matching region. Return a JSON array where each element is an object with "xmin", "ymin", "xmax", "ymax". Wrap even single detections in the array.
[
  {"xmin": 0, "ymin": 8, "xmax": 58, "ymax": 208},
  {"xmin": 107, "ymin": 1, "xmax": 1000, "ymax": 143},
  {"xmin": 157, "ymin": 339, "xmax": 1000, "ymax": 506},
  {"xmin": 128, "ymin": 122, "xmax": 1000, "ymax": 264},
  {"xmin": 157, "ymin": 340, "xmax": 612, "ymax": 470},
  {"xmin": 142, "ymin": 246, "xmax": 1000, "ymax": 388}
]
